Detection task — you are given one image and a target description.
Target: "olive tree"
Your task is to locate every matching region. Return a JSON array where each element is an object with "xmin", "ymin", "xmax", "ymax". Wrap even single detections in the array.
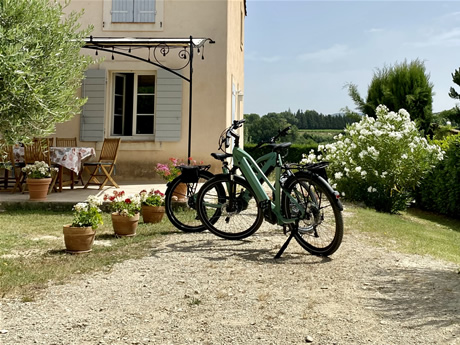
[
  {"xmin": 0, "ymin": 0, "xmax": 93, "ymax": 146},
  {"xmin": 346, "ymin": 59, "xmax": 434, "ymax": 134}
]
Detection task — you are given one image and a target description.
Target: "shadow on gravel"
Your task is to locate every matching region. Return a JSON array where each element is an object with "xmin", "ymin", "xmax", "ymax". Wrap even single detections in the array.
[
  {"xmin": 367, "ymin": 265, "xmax": 460, "ymax": 329},
  {"xmin": 150, "ymin": 233, "xmax": 332, "ymax": 265}
]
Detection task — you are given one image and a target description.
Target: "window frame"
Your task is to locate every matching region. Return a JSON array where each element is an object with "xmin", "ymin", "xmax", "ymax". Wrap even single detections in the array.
[{"xmin": 109, "ymin": 71, "xmax": 157, "ymax": 140}]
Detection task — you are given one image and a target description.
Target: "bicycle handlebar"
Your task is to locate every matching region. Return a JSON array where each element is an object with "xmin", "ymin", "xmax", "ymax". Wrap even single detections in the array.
[
  {"xmin": 270, "ymin": 126, "xmax": 291, "ymax": 143},
  {"xmin": 219, "ymin": 120, "xmax": 290, "ymax": 152},
  {"xmin": 232, "ymin": 119, "xmax": 245, "ymax": 129},
  {"xmin": 254, "ymin": 126, "xmax": 291, "ymax": 149}
]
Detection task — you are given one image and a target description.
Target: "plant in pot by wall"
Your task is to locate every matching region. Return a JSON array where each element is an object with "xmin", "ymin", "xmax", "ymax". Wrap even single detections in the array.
[
  {"xmin": 63, "ymin": 195, "xmax": 103, "ymax": 253},
  {"xmin": 103, "ymin": 190, "xmax": 141, "ymax": 237},
  {"xmin": 21, "ymin": 161, "xmax": 58, "ymax": 201},
  {"xmin": 139, "ymin": 189, "xmax": 165, "ymax": 224}
]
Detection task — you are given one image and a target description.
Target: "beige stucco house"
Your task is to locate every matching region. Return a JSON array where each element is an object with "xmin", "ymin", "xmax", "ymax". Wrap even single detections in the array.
[{"xmin": 55, "ymin": 0, "xmax": 246, "ymax": 181}]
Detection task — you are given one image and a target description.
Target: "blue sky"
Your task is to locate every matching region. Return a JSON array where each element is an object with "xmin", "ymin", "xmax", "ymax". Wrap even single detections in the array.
[{"xmin": 244, "ymin": 0, "xmax": 460, "ymax": 116}]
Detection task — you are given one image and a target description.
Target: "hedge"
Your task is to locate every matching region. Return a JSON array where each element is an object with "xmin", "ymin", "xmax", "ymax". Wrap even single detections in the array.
[{"xmin": 415, "ymin": 134, "xmax": 460, "ymax": 218}]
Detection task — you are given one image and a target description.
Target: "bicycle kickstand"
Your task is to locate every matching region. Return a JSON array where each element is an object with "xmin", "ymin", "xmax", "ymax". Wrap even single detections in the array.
[{"xmin": 274, "ymin": 223, "xmax": 297, "ymax": 259}]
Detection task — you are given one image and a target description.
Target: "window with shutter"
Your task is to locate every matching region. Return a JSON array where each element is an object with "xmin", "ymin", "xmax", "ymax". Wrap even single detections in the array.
[{"xmin": 112, "ymin": 0, "xmax": 156, "ymax": 23}]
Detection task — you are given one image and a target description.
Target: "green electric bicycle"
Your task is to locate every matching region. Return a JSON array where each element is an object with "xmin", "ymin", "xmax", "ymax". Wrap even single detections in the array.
[
  {"xmin": 196, "ymin": 119, "xmax": 344, "ymax": 257},
  {"xmin": 164, "ymin": 125, "xmax": 292, "ymax": 233}
]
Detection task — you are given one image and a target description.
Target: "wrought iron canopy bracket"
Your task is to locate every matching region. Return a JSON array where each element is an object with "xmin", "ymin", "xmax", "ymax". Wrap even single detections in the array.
[
  {"xmin": 81, "ymin": 36, "xmax": 215, "ymax": 162},
  {"xmin": 82, "ymin": 36, "xmax": 215, "ymax": 82}
]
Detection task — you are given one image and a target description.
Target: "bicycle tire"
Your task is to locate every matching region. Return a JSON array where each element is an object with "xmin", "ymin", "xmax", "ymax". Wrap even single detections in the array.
[
  {"xmin": 281, "ymin": 171, "xmax": 343, "ymax": 256},
  {"xmin": 165, "ymin": 170, "xmax": 215, "ymax": 232},
  {"xmin": 196, "ymin": 174, "xmax": 264, "ymax": 240}
]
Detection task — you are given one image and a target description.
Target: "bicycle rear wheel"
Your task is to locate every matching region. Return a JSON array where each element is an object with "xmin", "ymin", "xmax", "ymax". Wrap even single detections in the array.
[
  {"xmin": 165, "ymin": 170, "xmax": 214, "ymax": 232},
  {"xmin": 196, "ymin": 174, "xmax": 263, "ymax": 240},
  {"xmin": 282, "ymin": 172, "xmax": 343, "ymax": 256}
]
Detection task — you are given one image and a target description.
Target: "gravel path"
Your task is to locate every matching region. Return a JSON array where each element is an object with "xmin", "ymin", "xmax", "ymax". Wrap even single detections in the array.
[{"xmin": 1, "ymin": 220, "xmax": 459, "ymax": 345}]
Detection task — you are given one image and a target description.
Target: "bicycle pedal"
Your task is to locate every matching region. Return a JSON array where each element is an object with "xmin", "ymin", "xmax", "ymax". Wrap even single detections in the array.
[{"xmin": 259, "ymin": 199, "xmax": 271, "ymax": 210}]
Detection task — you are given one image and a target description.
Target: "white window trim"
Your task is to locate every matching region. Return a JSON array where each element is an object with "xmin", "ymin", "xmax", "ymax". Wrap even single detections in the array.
[
  {"xmin": 102, "ymin": 0, "xmax": 164, "ymax": 32},
  {"xmin": 108, "ymin": 71, "xmax": 157, "ymax": 141}
]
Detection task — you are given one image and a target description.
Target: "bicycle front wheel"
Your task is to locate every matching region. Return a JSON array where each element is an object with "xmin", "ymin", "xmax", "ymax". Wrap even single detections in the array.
[
  {"xmin": 196, "ymin": 175, "xmax": 263, "ymax": 240},
  {"xmin": 165, "ymin": 170, "xmax": 214, "ymax": 232},
  {"xmin": 282, "ymin": 172, "xmax": 343, "ymax": 256}
]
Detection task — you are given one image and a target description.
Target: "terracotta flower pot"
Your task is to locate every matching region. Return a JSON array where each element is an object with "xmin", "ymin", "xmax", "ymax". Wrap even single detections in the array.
[
  {"xmin": 63, "ymin": 225, "xmax": 96, "ymax": 253},
  {"xmin": 142, "ymin": 205, "xmax": 165, "ymax": 224},
  {"xmin": 172, "ymin": 182, "xmax": 187, "ymax": 201},
  {"xmin": 27, "ymin": 178, "xmax": 52, "ymax": 201},
  {"xmin": 111, "ymin": 212, "xmax": 139, "ymax": 237}
]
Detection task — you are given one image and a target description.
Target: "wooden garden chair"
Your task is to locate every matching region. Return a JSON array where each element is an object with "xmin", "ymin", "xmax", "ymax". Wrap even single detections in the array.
[
  {"xmin": 21, "ymin": 138, "xmax": 59, "ymax": 194},
  {"xmin": 83, "ymin": 138, "xmax": 121, "ymax": 190},
  {"xmin": 0, "ymin": 142, "xmax": 23, "ymax": 193},
  {"xmin": 55, "ymin": 137, "xmax": 83, "ymax": 188}
]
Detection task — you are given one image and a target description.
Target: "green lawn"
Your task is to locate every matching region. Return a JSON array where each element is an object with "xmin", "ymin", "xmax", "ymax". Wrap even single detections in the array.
[{"xmin": 344, "ymin": 204, "xmax": 460, "ymax": 265}]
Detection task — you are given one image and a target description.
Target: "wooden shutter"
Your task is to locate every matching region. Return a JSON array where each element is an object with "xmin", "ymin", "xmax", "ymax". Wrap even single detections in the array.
[
  {"xmin": 134, "ymin": 0, "xmax": 156, "ymax": 23},
  {"xmin": 80, "ymin": 69, "xmax": 106, "ymax": 142},
  {"xmin": 155, "ymin": 69, "xmax": 182, "ymax": 142},
  {"xmin": 112, "ymin": 0, "xmax": 134, "ymax": 22}
]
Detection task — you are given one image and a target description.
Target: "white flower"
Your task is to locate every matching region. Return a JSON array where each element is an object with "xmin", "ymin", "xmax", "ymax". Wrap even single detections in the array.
[
  {"xmin": 73, "ymin": 203, "xmax": 88, "ymax": 212},
  {"xmin": 361, "ymin": 170, "xmax": 367, "ymax": 176},
  {"xmin": 355, "ymin": 166, "xmax": 362, "ymax": 173},
  {"xmin": 334, "ymin": 172, "xmax": 343, "ymax": 180}
]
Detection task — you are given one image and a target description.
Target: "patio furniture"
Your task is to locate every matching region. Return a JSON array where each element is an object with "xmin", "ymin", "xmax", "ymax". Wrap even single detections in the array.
[
  {"xmin": 55, "ymin": 137, "xmax": 83, "ymax": 188},
  {"xmin": 83, "ymin": 138, "xmax": 121, "ymax": 190},
  {"xmin": 21, "ymin": 138, "xmax": 59, "ymax": 194},
  {"xmin": 12, "ymin": 145, "xmax": 96, "ymax": 192},
  {"xmin": 0, "ymin": 143, "xmax": 23, "ymax": 193}
]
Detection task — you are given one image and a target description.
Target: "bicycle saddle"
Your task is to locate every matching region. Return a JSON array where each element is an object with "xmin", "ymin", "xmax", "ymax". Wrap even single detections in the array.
[{"xmin": 211, "ymin": 152, "xmax": 233, "ymax": 161}]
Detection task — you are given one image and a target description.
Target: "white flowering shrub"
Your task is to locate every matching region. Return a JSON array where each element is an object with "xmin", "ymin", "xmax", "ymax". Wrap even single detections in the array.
[{"xmin": 302, "ymin": 105, "xmax": 444, "ymax": 213}]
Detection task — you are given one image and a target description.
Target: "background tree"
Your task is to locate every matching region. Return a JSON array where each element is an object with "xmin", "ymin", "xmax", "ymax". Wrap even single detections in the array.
[
  {"xmin": 446, "ymin": 67, "xmax": 460, "ymax": 126},
  {"xmin": 0, "ymin": 0, "xmax": 93, "ymax": 146},
  {"xmin": 346, "ymin": 59, "xmax": 434, "ymax": 134}
]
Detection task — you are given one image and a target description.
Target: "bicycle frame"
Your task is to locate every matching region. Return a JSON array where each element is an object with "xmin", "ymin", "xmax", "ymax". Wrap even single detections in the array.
[{"xmin": 232, "ymin": 146, "xmax": 305, "ymax": 225}]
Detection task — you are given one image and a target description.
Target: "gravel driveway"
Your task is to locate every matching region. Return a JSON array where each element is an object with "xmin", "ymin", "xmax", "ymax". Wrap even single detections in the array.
[{"xmin": 1, "ymin": 220, "xmax": 459, "ymax": 345}]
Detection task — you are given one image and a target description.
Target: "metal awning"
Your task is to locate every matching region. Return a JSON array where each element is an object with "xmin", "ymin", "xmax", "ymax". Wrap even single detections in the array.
[
  {"xmin": 84, "ymin": 37, "xmax": 211, "ymax": 49},
  {"xmin": 82, "ymin": 36, "xmax": 215, "ymax": 162}
]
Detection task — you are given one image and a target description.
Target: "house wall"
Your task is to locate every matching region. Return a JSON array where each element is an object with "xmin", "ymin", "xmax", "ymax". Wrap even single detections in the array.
[{"xmin": 56, "ymin": 0, "xmax": 245, "ymax": 181}]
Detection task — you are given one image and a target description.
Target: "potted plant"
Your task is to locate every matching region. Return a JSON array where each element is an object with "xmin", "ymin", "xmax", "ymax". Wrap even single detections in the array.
[
  {"xmin": 139, "ymin": 189, "xmax": 165, "ymax": 223},
  {"xmin": 63, "ymin": 195, "xmax": 103, "ymax": 253},
  {"xmin": 21, "ymin": 161, "xmax": 58, "ymax": 200},
  {"xmin": 103, "ymin": 190, "xmax": 142, "ymax": 237}
]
